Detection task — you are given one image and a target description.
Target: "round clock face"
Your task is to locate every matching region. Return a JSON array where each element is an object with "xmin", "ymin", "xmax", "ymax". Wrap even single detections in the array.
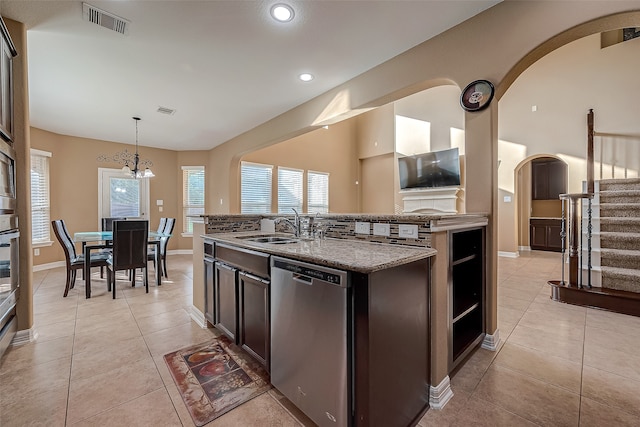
[{"xmin": 460, "ymin": 80, "xmax": 495, "ymax": 112}]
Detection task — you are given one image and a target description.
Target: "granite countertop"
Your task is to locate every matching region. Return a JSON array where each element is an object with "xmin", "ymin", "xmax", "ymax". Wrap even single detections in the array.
[{"xmin": 203, "ymin": 231, "xmax": 436, "ymax": 274}]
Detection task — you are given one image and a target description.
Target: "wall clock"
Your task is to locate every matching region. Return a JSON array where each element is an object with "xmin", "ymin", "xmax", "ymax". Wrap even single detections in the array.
[{"xmin": 460, "ymin": 79, "xmax": 494, "ymax": 112}]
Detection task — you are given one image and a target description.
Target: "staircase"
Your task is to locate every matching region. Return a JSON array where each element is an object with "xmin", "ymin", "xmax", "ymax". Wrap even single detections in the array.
[{"xmin": 597, "ymin": 178, "xmax": 640, "ymax": 293}]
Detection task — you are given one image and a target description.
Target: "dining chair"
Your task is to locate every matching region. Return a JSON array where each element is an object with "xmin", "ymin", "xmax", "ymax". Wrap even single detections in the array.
[
  {"xmin": 97, "ymin": 217, "xmax": 126, "ymax": 278},
  {"xmin": 106, "ymin": 220, "xmax": 149, "ymax": 299},
  {"xmin": 148, "ymin": 217, "xmax": 175, "ymax": 278},
  {"xmin": 51, "ymin": 219, "xmax": 110, "ymax": 297}
]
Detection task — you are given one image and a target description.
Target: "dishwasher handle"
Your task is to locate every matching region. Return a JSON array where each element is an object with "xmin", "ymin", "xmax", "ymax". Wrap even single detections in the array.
[
  {"xmin": 272, "ymin": 257, "xmax": 347, "ymax": 288},
  {"xmin": 292, "ymin": 273, "xmax": 313, "ymax": 285}
]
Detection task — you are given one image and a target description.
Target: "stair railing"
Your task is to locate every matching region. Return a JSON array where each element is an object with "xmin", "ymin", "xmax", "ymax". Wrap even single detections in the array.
[{"xmin": 559, "ymin": 193, "xmax": 594, "ymax": 288}]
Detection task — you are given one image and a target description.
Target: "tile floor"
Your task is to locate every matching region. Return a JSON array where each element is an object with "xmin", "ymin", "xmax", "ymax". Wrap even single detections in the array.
[{"xmin": 1, "ymin": 252, "xmax": 640, "ymax": 426}]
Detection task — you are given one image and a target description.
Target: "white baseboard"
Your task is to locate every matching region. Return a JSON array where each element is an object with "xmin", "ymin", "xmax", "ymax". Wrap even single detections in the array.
[
  {"xmin": 429, "ymin": 376, "xmax": 454, "ymax": 410},
  {"xmin": 481, "ymin": 330, "xmax": 500, "ymax": 351},
  {"xmin": 32, "ymin": 261, "xmax": 65, "ymax": 272},
  {"xmin": 498, "ymin": 251, "xmax": 519, "ymax": 258},
  {"xmin": 167, "ymin": 249, "xmax": 193, "ymax": 255},
  {"xmin": 190, "ymin": 305, "xmax": 209, "ymax": 329},
  {"xmin": 518, "ymin": 246, "xmax": 531, "ymax": 252},
  {"xmin": 11, "ymin": 327, "xmax": 38, "ymax": 346}
]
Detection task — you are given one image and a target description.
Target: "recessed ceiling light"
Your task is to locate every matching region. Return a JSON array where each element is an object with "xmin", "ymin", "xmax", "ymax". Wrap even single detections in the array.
[
  {"xmin": 299, "ymin": 73, "xmax": 314, "ymax": 82},
  {"xmin": 271, "ymin": 4, "xmax": 294, "ymax": 22}
]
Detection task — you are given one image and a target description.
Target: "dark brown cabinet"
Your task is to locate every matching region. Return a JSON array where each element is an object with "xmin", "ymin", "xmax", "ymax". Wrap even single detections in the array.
[
  {"xmin": 214, "ymin": 261, "xmax": 238, "ymax": 341},
  {"xmin": 530, "ymin": 218, "xmax": 563, "ymax": 252},
  {"xmin": 239, "ymin": 271, "xmax": 270, "ymax": 368},
  {"xmin": 532, "ymin": 158, "xmax": 567, "ymax": 200},
  {"xmin": 210, "ymin": 242, "xmax": 271, "ymax": 370},
  {"xmin": 450, "ymin": 227, "xmax": 485, "ymax": 367}
]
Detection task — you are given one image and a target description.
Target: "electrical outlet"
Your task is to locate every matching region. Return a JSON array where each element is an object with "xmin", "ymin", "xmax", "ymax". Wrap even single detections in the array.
[
  {"xmin": 355, "ymin": 221, "xmax": 370, "ymax": 235},
  {"xmin": 398, "ymin": 224, "xmax": 419, "ymax": 239},
  {"xmin": 158, "ymin": 206, "xmax": 163, "ymax": 212},
  {"xmin": 373, "ymin": 223, "xmax": 390, "ymax": 237},
  {"xmin": 34, "ymin": 248, "xmax": 40, "ymax": 256}
]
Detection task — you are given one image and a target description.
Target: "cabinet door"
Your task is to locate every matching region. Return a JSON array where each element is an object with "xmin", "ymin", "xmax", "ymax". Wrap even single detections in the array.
[
  {"xmin": 238, "ymin": 272, "xmax": 270, "ymax": 370},
  {"xmin": 204, "ymin": 258, "xmax": 215, "ymax": 325},
  {"xmin": 214, "ymin": 262, "xmax": 238, "ymax": 342},
  {"xmin": 546, "ymin": 223, "xmax": 564, "ymax": 251},
  {"xmin": 531, "ymin": 161, "xmax": 549, "ymax": 200},
  {"xmin": 530, "ymin": 223, "xmax": 548, "ymax": 250},
  {"xmin": 547, "ymin": 161, "xmax": 567, "ymax": 200}
]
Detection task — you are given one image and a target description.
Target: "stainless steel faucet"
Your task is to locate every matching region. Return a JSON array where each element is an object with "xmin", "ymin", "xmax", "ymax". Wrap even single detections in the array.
[{"xmin": 274, "ymin": 208, "xmax": 301, "ymax": 237}]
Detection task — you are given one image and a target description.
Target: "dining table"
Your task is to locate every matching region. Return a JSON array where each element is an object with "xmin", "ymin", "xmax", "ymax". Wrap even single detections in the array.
[{"xmin": 74, "ymin": 230, "xmax": 169, "ymax": 298}]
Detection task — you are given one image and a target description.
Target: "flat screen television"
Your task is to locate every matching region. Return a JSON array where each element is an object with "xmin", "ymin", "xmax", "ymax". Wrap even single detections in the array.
[{"xmin": 398, "ymin": 147, "xmax": 461, "ymax": 190}]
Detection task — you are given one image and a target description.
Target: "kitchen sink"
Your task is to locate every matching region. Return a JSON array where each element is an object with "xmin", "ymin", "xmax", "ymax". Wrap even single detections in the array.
[{"xmin": 239, "ymin": 235, "xmax": 300, "ymax": 244}]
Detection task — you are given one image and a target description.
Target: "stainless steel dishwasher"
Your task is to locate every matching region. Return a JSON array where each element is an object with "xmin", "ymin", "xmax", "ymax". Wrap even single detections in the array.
[{"xmin": 270, "ymin": 256, "xmax": 350, "ymax": 427}]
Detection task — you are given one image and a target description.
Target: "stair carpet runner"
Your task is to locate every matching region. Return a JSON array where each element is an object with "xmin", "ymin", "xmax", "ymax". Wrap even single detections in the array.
[{"xmin": 598, "ymin": 178, "xmax": 640, "ymax": 293}]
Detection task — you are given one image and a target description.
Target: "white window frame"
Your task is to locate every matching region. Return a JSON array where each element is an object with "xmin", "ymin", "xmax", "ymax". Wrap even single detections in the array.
[
  {"xmin": 31, "ymin": 149, "xmax": 53, "ymax": 247},
  {"xmin": 307, "ymin": 170, "xmax": 330, "ymax": 214},
  {"xmin": 277, "ymin": 166, "xmax": 303, "ymax": 214},
  {"xmin": 241, "ymin": 161, "xmax": 273, "ymax": 214},
  {"xmin": 182, "ymin": 166, "xmax": 205, "ymax": 237}
]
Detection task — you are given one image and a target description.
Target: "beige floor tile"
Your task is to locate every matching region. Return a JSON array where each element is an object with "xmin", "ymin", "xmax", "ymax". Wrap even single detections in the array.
[
  {"xmin": 66, "ymin": 357, "xmax": 165, "ymax": 424},
  {"xmin": 34, "ymin": 318, "xmax": 76, "ymax": 342},
  {"xmin": 450, "ymin": 349, "xmax": 496, "ymax": 394},
  {"xmin": 135, "ymin": 307, "xmax": 191, "ymax": 335},
  {"xmin": 71, "ymin": 335, "xmax": 152, "ymax": 381},
  {"xmin": 579, "ymin": 396, "xmax": 640, "ymax": 427},
  {"xmin": 497, "ymin": 286, "xmax": 538, "ymax": 303},
  {"xmin": 473, "ymin": 364, "xmax": 580, "ymax": 426},
  {"xmin": 493, "ymin": 342, "xmax": 582, "ymax": 393},
  {"xmin": 207, "ymin": 392, "xmax": 301, "ymax": 426},
  {"xmin": 585, "ymin": 323, "xmax": 640, "ymax": 356},
  {"xmin": 72, "ymin": 317, "xmax": 142, "ymax": 354},
  {"xmin": 143, "ymin": 321, "xmax": 217, "ymax": 356},
  {"xmin": 0, "ymin": 335, "xmax": 74, "ymax": 374},
  {"xmin": 0, "ymin": 385, "xmax": 69, "ymax": 427},
  {"xmin": 508, "ymin": 324, "xmax": 583, "ymax": 361},
  {"xmin": 583, "ymin": 337, "xmax": 640, "ymax": 383},
  {"xmin": 34, "ymin": 306, "xmax": 78, "ymax": 325},
  {"xmin": 153, "ymin": 354, "xmax": 200, "ymax": 426},
  {"xmin": 586, "ymin": 308, "xmax": 640, "ymax": 338},
  {"xmin": 74, "ymin": 308, "xmax": 135, "ymax": 334},
  {"xmin": 517, "ymin": 310, "xmax": 585, "ymax": 341},
  {"xmin": 0, "ymin": 356, "xmax": 71, "ymax": 405},
  {"xmin": 582, "ymin": 366, "xmax": 640, "ymax": 418},
  {"xmin": 497, "ymin": 294, "xmax": 532, "ymax": 312},
  {"xmin": 418, "ymin": 389, "xmax": 471, "ymax": 427},
  {"xmin": 71, "ymin": 388, "xmax": 182, "ymax": 427},
  {"xmin": 453, "ymin": 395, "xmax": 539, "ymax": 426}
]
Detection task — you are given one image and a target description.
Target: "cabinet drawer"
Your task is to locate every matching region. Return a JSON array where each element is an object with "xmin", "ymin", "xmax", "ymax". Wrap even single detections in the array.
[{"xmin": 215, "ymin": 243, "xmax": 270, "ymax": 278}]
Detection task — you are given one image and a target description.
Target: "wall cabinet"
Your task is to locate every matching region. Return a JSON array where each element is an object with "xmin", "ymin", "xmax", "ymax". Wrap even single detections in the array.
[
  {"xmin": 450, "ymin": 227, "xmax": 485, "ymax": 368},
  {"xmin": 0, "ymin": 19, "xmax": 17, "ymax": 143},
  {"xmin": 532, "ymin": 159, "xmax": 567, "ymax": 200},
  {"xmin": 530, "ymin": 218, "xmax": 563, "ymax": 252}
]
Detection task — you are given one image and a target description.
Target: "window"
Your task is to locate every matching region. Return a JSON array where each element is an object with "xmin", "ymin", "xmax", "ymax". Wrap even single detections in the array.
[
  {"xmin": 109, "ymin": 178, "xmax": 140, "ymax": 218},
  {"xmin": 182, "ymin": 166, "xmax": 205, "ymax": 234},
  {"xmin": 307, "ymin": 171, "xmax": 329, "ymax": 214},
  {"xmin": 241, "ymin": 162, "xmax": 273, "ymax": 213},
  {"xmin": 31, "ymin": 149, "xmax": 52, "ymax": 245},
  {"xmin": 277, "ymin": 167, "xmax": 303, "ymax": 214}
]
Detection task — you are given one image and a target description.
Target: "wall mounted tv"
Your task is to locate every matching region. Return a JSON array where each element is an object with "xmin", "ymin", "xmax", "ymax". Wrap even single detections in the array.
[{"xmin": 398, "ymin": 147, "xmax": 461, "ymax": 190}]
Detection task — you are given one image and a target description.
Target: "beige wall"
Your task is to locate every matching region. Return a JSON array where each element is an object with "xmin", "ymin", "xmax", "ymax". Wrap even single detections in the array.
[
  {"xmin": 360, "ymin": 154, "xmax": 396, "ymax": 214},
  {"xmin": 241, "ymin": 119, "xmax": 359, "ymax": 213},
  {"xmin": 30, "ymin": 127, "xmax": 209, "ymax": 266}
]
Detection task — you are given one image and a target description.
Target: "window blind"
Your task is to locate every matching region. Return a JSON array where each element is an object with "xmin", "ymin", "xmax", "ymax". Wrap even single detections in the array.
[
  {"xmin": 182, "ymin": 166, "xmax": 205, "ymax": 233},
  {"xmin": 277, "ymin": 167, "xmax": 303, "ymax": 214},
  {"xmin": 307, "ymin": 171, "xmax": 329, "ymax": 214},
  {"xmin": 241, "ymin": 162, "xmax": 273, "ymax": 214},
  {"xmin": 30, "ymin": 149, "xmax": 52, "ymax": 244}
]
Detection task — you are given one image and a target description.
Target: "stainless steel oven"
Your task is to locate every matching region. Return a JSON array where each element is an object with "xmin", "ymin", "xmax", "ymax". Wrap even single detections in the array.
[
  {"xmin": 0, "ymin": 214, "xmax": 18, "ymax": 358},
  {"xmin": 0, "ymin": 136, "xmax": 17, "ymax": 359},
  {"xmin": 0, "ymin": 140, "xmax": 16, "ymax": 213}
]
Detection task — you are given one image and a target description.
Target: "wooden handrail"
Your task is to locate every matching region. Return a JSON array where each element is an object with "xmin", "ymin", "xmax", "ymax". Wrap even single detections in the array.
[{"xmin": 587, "ymin": 109, "xmax": 594, "ymax": 194}]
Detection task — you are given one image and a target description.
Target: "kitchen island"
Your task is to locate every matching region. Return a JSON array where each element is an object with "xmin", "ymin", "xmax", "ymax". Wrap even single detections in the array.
[
  {"xmin": 203, "ymin": 231, "xmax": 435, "ymax": 427},
  {"xmin": 191, "ymin": 213, "xmax": 491, "ymax": 425}
]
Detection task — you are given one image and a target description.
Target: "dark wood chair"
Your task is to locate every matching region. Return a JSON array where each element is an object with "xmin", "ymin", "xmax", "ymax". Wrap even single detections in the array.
[
  {"xmin": 95, "ymin": 217, "xmax": 126, "ymax": 278},
  {"xmin": 148, "ymin": 217, "xmax": 175, "ymax": 278},
  {"xmin": 51, "ymin": 219, "xmax": 110, "ymax": 297},
  {"xmin": 106, "ymin": 220, "xmax": 149, "ymax": 299}
]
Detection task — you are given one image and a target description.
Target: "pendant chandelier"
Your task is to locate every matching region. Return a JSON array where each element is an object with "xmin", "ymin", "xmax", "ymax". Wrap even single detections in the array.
[{"xmin": 97, "ymin": 116, "xmax": 154, "ymax": 178}]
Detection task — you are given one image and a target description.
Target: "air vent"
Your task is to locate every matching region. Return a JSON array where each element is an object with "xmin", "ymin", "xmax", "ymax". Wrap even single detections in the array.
[
  {"xmin": 157, "ymin": 106, "xmax": 176, "ymax": 115},
  {"xmin": 82, "ymin": 3, "xmax": 130, "ymax": 35}
]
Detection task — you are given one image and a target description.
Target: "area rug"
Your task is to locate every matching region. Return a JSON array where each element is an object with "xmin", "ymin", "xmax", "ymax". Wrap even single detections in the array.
[{"xmin": 164, "ymin": 335, "xmax": 272, "ymax": 426}]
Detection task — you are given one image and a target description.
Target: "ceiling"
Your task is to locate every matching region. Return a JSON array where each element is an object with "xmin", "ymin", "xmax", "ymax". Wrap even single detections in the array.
[{"xmin": 2, "ymin": 1, "xmax": 500, "ymax": 151}]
